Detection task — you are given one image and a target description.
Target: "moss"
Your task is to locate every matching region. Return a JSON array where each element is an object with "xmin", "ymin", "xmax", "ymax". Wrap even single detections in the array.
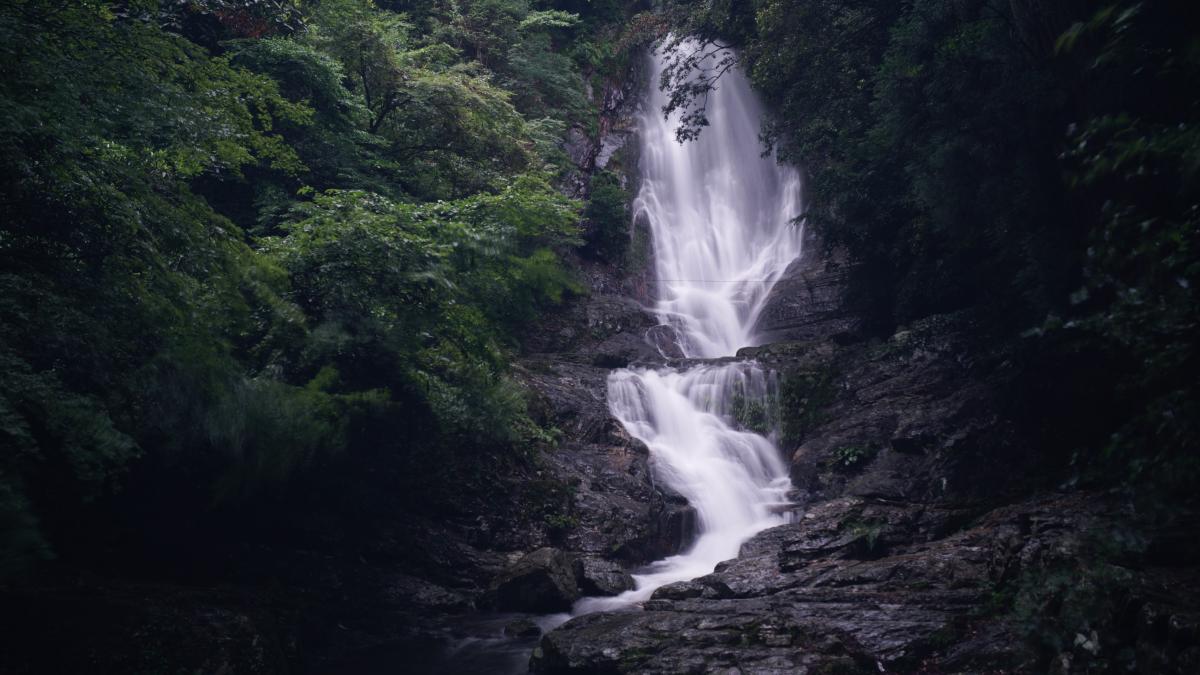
[
  {"xmin": 845, "ymin": 520, "xmax": 885, "ymax": 554},
  {"xmin": 618, "ymin": 646, "xmax": 655, "ymax": 669},
  {"xmin": 779, "ymin": 368, "xmax": 839, "ymax": 446},
  {"xmin": 543, "ymin": 512, "xmax": 579, "ymax": 534},
  {"xmin": 730, "ymin": 392, "xmax": 775, "ymax": 436}
]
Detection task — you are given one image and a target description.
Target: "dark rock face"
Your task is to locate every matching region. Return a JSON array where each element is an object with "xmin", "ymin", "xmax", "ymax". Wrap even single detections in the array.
[
  {"xmin": 492, "ymin": 548, "xmax": 581, "ymax": 613},
  {"xmin": 753, "ymin": 227, "xmax": 861, "ymax": 344},
  {"xmin": 521, "ymin": 293, "xmax": 662, "ymax": 367},
  {"xmin": 506, "ymin": 618, "xmax": 545, "ymax": 639},
  {"xmin": 560, "ymin": 60, "xmax": 645, "ymax": 199},
  {"xmin": 529, "ymin": 308, "xmax": 1046, "ymax": 672},
  {"xmin": 744, "ymin": 312, "xmax": 1038, "ymax": 507},
  {"xmin": 518, "ymin": 356, "xmax": 697, "ymax": 563}
]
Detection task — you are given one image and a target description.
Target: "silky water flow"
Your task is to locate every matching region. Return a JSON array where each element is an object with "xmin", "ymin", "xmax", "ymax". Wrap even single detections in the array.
[{"xmin": 574, "ymin": 43, "xmax": 804, "ymax": 615}]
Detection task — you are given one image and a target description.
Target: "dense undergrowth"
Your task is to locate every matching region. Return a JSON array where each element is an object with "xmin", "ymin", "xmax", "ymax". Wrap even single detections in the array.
[{"xmin": 0, "ymin": 0, "xmax": 650, "ymax": 579}]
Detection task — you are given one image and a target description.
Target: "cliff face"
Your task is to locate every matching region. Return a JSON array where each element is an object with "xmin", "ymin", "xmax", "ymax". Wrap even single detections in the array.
[
  {"xmin": 529, "ymin": 309, "xmax": 1040, "ymax": 672},
  {"xmin": 511, "ymin": 67, "xmax": 1200, "ymax": 669}
]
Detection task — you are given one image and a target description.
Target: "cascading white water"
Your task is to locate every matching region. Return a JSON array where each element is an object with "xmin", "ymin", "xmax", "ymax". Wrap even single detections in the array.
[{"xmin": 577, "ymin": 45, "xmax": 805, "ymax": 613}]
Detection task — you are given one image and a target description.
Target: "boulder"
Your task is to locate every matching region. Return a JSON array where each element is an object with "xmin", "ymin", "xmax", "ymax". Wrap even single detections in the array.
[
  {"xmin": 492, "ymin": 547, "xmax": 580, "ymax": 613},
  {"xmin": 649, "ymin": 580, "xmax": 707, "ymax": 601},
  {"xmin": 504, "ymin": 618, "xmax": 543, "ymax": 639},
  {"xmin": 573, "ymin": 558, "xmax": 635, "ymax": 597}
]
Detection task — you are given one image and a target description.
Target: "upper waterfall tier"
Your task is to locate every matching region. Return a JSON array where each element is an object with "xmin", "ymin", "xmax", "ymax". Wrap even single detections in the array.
[{"xmin": 635, "ymin": 44, "xmax": 804, "ymax": 358}]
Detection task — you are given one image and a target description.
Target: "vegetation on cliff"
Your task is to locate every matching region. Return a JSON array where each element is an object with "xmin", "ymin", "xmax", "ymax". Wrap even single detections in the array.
[{"xmin": 663, "ymin": 0, "xmax": 1198, "ymax": 502}]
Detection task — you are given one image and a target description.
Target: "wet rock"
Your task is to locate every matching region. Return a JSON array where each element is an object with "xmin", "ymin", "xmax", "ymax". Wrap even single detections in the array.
[
  {"xmin": 750, "ymin": 312, "xmax": 1038, "ymax": 507},
  {"xmin": 520, "ymin": 360, "xmax": 617, "ymax": 444},
  {"xmin": 380, "ymin": 573, "xmax": 471, "ymax": 612},
  {"xmin": 637, "ymin": 492, "xmax": 698, "ymax": 562},
  {"xmin": 574, "ymin": 557, "xmax": 635, "ymax": 596},
  {"xmin": 505, "ymin": 618, "xmax": 543, "ymax": 639},
  {"xmin": 521, "ymin": 293, "xmax": 659, "ymax": 363},
  {"xmin": 650, "ymin": 580, "xmax": 707, "ymax": 600},
  {"xmin": 491, "ymin": 547, "xmax": 580, "ymax": 613},
  {"xmin": 531, "ymin": 605, "xmax": 874, "ymax": 674},
  {"xmin": 585, "ymin": 296, "xmax": 655, "ymax": 339},
  {"xmin": 516, "ymin": 357, "xmax": 697, "ymax": 564},
  {"xmin": 644, "ymin": 323, "xmax": 685, "ymax": 359}
]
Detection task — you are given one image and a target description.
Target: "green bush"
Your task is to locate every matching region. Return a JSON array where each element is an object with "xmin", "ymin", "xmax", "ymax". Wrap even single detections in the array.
[
  {"xmin": 831, "ymin": 445, "xmax": 877, "ymax": 470},
  {"xmin": 583, "ymin": 170, "xmax": 631, "ymax": 262}
]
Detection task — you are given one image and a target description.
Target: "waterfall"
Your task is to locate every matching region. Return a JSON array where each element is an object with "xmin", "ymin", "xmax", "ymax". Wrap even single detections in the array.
[
  {"xmin": 638, "ymin": 46, "xmax": 803, "ymax": 358},
  {"xmin": 579, "ymin": 45, "xmax": 804, "ymax": 612}
]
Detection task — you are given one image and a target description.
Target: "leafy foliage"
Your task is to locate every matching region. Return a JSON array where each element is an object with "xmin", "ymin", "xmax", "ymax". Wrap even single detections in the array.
[
  {"xmin": 263, "ymin": 175, "xmax": 580, "ymax": 442},
  {"xmin": 1050, "ymin": 3, "xmax": 1200, "ymax": 498},
  {"xmin": 0, "ymin": 0, "xmax": 636, "ymax": 577},
  {"xmin": 831, "ymin": 445, "xmax": 877, "ymax": 471}
]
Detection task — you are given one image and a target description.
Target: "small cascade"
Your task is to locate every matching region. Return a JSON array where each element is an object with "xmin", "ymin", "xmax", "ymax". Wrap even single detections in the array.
[{"xmin": 574, "ymin": 363, "xmax": 789, "ymax": 613}]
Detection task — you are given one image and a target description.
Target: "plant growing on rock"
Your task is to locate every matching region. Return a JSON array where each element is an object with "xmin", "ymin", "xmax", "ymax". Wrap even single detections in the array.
[{"xmin": 831, "ymin": 445, "xmax": 878, "ymax": 470}]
